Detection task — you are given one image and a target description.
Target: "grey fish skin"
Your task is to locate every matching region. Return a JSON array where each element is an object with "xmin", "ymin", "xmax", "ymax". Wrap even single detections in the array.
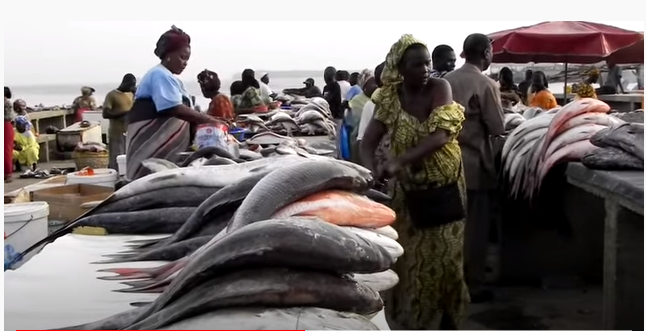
[
  {"xmin": 24, "ymin": 187, "xmax": 217, "ymax": 258},
  {"xmin": 237, "ymin": 149, "xmax": 263, "ymax": 161},
  {"xmin": 582, "ymin": 147, "xmax": 645, "ymax": 170},
  {"xmin": 158, "ymin": 307, "xmax": 379, "ymax": 331},
  {"xmin": 126, "ymin": 268, "xmax": 383, "ymax": 330},
  {"xmin": 203, "ymin": 156, "xmax": 237, "ymax": 165},
  {"xmin": 75, "ymin": 207, "xmax": 196, "ymax": 235},
  {"xmin": 147, "ymin": 170, "xmax": 270, "ymax": 250},
  {"xmin": 89, "ymin": 186, "xmax": 218, "ymax": 214},
  {"xmin": 129, "ymin": 218, "xmax": 393, "ymax": 327},
  {"xmin": 590, "ymin": 122, "xmax": 644, "ymax": 161},
  {"xmin": 228, "ymin": 160, "xmax": 372, "ymax": 232},
  {"xmin": 180, "ymin": 146, "xmax": 238, "ymax": 167},
  {"xmin": 95, "ymin": 236, "xmax": 212, "ymax": 265}
]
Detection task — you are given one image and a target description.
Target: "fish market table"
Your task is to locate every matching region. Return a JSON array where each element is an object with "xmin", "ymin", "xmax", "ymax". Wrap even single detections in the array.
[{"xmin": 566, "ymin": 162, "xmax": 644, "ymax": 331}]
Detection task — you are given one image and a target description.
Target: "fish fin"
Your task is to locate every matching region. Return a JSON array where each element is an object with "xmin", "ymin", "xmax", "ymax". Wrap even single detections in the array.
[
  {"xmin": 124, "ymin": 238, "xmax": 165, "ymax": 249},
  {"xmin": 121, "ymin": 279, "xmax": 158, "ymax": 288},
  {"xmin": 249, "ymin": 165, "xmax": 269, "ymax": 173},
  {"xmin": 130, "ymin": 301, "xmax": 153, "ymax": 308},
  {"xmin": 113, "ymin": 286, "xmax": 166, "ymax": 294},
  {"xmin": 142, "ymin": 158, "xmax": 179, "ymax": 173},
  {"xmin": 92, "ymin": 256, "xmax": 138, "ymax": 264},
  {"xmin": 96, "ymin": 267, "xmax": 155, "ymax": 280},
  {"xmin": 97, "ymin": 274, "xmax": 152, "ymax": 281}
]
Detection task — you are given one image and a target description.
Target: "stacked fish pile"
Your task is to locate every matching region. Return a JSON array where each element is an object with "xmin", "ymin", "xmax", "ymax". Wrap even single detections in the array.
[
  {"xmin": 28, "ymin": 157, "xmax": 400, "ymax": 330},
  {"xmin": 502, "ymin": 98, "xmax": 624, "ymax": 199},
  {"xmin": 582, "ymin": 122, "xmax": 644, "ymax": 171},
  {"xmin": 237, "ymin": 97, "xmax": 337, "ymax": 138}
]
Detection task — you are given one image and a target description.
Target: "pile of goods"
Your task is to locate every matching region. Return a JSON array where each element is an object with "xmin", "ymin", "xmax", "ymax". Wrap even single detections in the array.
[
  {"xmin": 73, "ymin": 142, "xmax": 109, "ymax": 169},
  {"xmin": 19, "ymin": 156, "xmax": 400, "ymax": 330},
  {"xmin": 582, "ymin": 122, "xmax": 644, "ymax": 171},
  {"xmin": 501, "ymin": 98, "xmax": 627, "ymax": 199},
  {"xmin": 236, "ymin": 97, "xmax": 337, "ymax": 138}
]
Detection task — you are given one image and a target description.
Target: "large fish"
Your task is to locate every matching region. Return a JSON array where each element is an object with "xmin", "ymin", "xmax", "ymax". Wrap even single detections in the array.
[
  {"xmin": 590, "ymin": 122, "xmax": 644, "ymax": 161},
  {"xmin": 180, "ymin": 146, "xmax": 241, "ymax": 167},
  {"xmin": 74, "ymin": 207, "xmax": 196, "ymax": 235},
  {"xmin": 543, "ymin": 124, "xmax": 607, "ymax": 158},
  {"xmin": 554, "ymin": 112, "xmax": 622, "ymax": 137},
  {"xmin": 539, "ymin": 98, "xmax": 610, "ymax": 157},
  {"xmin": 272, "ymin": 190, "xmax": 395, "ymax": 228},
  {"xmin": 538, "ymin": 140, "xmax": 600, "ymax": 186},
  {"xmin": 501, "ymin": 113, "xmax": 555, "ymax": 164},
  {"xmin": 125, "ymin": 268, "xmax": 383, "ymax": 330},
  {"xmin": 342, "ymin": 226, "xmax": 404, "ymax": 259},
  {"xmin": 227, "ymin": 160, "xmax": 373, "ymax": 232},
  {"xmin": 158, "ymin": 307, "xmax": 380, "ymax": 331},
  {"xmin": 16, "ymin": 156, "xmax": 313, "ymax": 261},
  {"xmin": 121, "ymin": 219, "xmax": 393, "ymax": 328},
  {"xmin": 582, "ymin": 147, "xmax": 644, "ymax": 170},
  {"xmin": 97, "ymin": 236, "xmax": 213, "ymax": 266},
  {"xmin": 132, "ymin": 170, "xmax": 272, "ymax": 251}
]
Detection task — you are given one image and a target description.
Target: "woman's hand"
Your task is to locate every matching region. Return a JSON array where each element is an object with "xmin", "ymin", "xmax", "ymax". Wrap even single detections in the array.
[{"xmin": 383, "ymin": 158, "xmax": 404, "ymax": 179}]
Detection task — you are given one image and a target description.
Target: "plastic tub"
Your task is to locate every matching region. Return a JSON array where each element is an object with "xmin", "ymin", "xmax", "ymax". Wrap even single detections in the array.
[
  {"xmin": 66, "ymin": 168, "xmax": 118, "ymax": 188},
  {"xmin": 116, "ymin": 155, "xmax": 127, "ymax": 176},
  {"xmin": 4, "ymin": 202, "xmax": 50, "ymax": 270}
]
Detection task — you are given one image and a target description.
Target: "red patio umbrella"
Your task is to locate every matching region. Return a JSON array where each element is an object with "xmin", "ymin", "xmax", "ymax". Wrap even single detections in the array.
[{"xmin": 489, "ymin": 21, "xmax": 644, "ymax": 64}]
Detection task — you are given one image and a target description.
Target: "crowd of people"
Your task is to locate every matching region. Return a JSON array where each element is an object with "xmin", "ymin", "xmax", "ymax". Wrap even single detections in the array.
[{"xmin": 2, "ymin": 24, "xmax": 638, "ymax": 329}]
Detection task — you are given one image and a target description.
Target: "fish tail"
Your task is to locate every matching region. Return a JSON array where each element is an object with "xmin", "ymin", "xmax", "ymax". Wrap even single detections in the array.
[
  {"xmin": 121, "ymin": 279, "xmax": 158, "ymax": 288},
  {"xmin": 96, "ymin": 267, "xmax": 155, "ymax": 280},
  {"xmin": 123, "ymin": 238, "xmax": 164, "ymax": 249},
  {"xmin": 112, "ymin": 285, "xmax": 167, "ymax": 294}
]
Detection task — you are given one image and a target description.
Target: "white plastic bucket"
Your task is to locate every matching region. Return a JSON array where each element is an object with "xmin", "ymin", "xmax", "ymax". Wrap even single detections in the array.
[
  {"xmin": 66, "ymin": 168, "xmax": 118, "ymax": 188},
  {"xmin": 4, "ymin": 202, "xmax": 49, "ymax": 270},
  {"xmin": 116, "ymin": 155, "xmax": 127, "ymax": 176}
]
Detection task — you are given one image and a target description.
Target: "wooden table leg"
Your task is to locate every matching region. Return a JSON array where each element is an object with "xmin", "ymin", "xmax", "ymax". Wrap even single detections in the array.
[{"xmin": 603, "ymin": 199, "xmax": 644, "ymax": 330}]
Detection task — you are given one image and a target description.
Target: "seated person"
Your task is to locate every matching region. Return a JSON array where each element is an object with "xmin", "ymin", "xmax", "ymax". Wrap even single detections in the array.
[
  {"xmin": 230, "ymin": 81, "xmax": 265, "ymax": 115},
  {"xmin": 13, "ymin": 116, "xmax": 39, "ymax": 172},
  {"xmin": 572, "ymin": 68, "xmax": 599, "ymax": 99},
  {"xmin": 283, "ymin": 78, "xmax": 322, "ymax": 98}
]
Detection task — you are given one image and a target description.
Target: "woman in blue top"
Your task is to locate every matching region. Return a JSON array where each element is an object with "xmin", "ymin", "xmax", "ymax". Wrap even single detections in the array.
[{"xmin": 126, "ymin": 26, "xmax": 223, "ymax": 180}]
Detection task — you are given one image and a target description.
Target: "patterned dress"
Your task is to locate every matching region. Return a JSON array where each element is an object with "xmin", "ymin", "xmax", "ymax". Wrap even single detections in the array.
[{"xmin": 375, "ymin": 34, "xmax": 470, "ymax": 330}]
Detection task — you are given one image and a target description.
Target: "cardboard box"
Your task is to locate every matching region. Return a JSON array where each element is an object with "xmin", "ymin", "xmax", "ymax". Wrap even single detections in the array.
[{"xmin": 32, "ymin": 184, "xmax": 114, "ymax": 222}]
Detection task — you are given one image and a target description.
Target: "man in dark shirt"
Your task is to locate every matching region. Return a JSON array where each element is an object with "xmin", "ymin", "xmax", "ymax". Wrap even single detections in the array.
[
  {"xmin": 323, "ymin": 66, "xmax": 343, "ymax": 119},
  {"xmin": 283, "ymin": 78, "xmax": 322, "ymax": 98}
]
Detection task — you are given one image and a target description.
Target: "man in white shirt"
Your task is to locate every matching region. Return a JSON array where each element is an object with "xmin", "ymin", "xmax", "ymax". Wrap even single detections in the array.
[
  {"xmin": 336, "ymin": 70, "xmax": 352, "ymax": 102},
  {"xmin": 259, "ymin": 73, "xmax": 276, "ymax": 100}
]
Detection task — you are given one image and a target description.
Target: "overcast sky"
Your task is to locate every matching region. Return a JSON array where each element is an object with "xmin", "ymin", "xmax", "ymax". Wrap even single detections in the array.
[{"xmin": 4, "ymin": 21, "xmax": 644, "ymax": 86}]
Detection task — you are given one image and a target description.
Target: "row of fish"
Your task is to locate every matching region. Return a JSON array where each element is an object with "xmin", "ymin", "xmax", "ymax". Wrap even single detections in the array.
[
  {"xmin": 502, "ymin": 98, "xmax": 626, "ymax": 199},
  {"xmin": 40, "ymin": 156, "xmax": 400, "ymax": 330},
  {"xmin": 582, "ymin": 122, "xmax": 644, "ymax": 171},
  {"xmin": 238, "ymin": 97, "xmax": 337, "ymax": 138}
]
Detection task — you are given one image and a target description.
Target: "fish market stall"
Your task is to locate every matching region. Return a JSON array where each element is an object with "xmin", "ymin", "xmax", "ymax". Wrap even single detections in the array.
[
  {"xmin": 7, "ymin": 153, "xmax": 398, "ymax": 330},
  {"xmin": 496, "ymin": 98, "xmax": 644, "ymax": 331},
  {"xmin": 565, "ymin": 163, "xmax": 643, "ymax": 331}
]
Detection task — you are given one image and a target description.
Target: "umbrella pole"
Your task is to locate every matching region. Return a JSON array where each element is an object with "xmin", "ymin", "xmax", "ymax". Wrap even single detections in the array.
[{"xmin": 563, "ymin": 62, "xmax": 569, "ymax": 105}]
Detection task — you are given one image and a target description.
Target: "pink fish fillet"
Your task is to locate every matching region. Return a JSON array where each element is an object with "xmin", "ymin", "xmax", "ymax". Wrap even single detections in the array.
[
  {"xmin": 538, "ymin": 140, "xmax": 600, "ymax": 189},
  {"xmin": 554, "ymin": 113, "xmax": 620, "ymax": 137},
  {"xmin": 272, "ymin": 190, "xmax": 396, "ymax": 228},
  {"xmin": 540, "ymin": 98, "xmax": 610, "ymax": 157}
]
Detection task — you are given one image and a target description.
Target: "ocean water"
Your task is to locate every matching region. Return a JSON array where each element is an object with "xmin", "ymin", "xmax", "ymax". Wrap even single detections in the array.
[{"xmin": 9, "ymin": 76, "xmax": 326, "ymax": 110}]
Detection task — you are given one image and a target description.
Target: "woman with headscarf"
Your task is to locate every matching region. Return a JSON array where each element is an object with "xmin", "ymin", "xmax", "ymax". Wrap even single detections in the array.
[
  {"xmin": 360, "ymin": 35, "xmax": 469, "ymax": 329},
  {"xmin": 72, "ymin": 86, "xmax": 97, "ymax": 123},
  {"xmin": 5, "ymin": 86, "xmax": 15, "ymax": 182},
  {"xmin": 235, "ymin": 69, "xmax": 266, "ymax": 114},
  {"xmin": 125, "ymin": 25, "xmax": 223, "ymax": 181},
  {"xmin": 572, "ymin": 68, "xmax": 599, "ymax": 100},
  {"xmin": 13, "ymin": 115, "xmax": 40, "ymax": 172},
  {"xmin": 528, "ymin": 70, "xmax": 558, "ymax": 110},
  {"xmin": 347, "ymin": 69, "xmax": 378, "ymax": 163},
  {"xmin": 13, "ymin": 99, "xmax": 28, "ymax": 117},
  {"xmin": 198, "ymin": 69, "xmax": 235, "ymax": 121}
]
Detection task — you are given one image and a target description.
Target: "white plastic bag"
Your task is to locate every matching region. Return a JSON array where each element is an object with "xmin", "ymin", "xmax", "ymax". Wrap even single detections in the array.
[{"xmin": 194, "ymin": 125, "xmax": 227, "ymax": 150}]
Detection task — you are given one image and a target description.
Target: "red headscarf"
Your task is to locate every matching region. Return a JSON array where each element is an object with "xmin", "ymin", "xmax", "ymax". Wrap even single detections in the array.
[{"xmin": 154, "ymin": 25, "xmax": 191, "ymax": 59}]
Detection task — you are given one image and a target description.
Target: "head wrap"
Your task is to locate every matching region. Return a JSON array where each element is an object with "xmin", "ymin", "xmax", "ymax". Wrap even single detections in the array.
[
  {"xmin": 586, "ymin": 67, "xmax": 600, "ymax": 80},
  {"xmin": 15, "ymin": 115, "xmax": 33, "ymax": 136},
  {"xmin": 198, "ymin": 69, "xmax": 221, "ymax": 95},
  {"xmin": 381, "ymin": 34, "xmax": 427, "ymax": 87},
  {"xmin": 357, "ymin": 69, "xmax": 375, "ymax": 89},
  {"xmin": 154, "ymin": 25, "xmax": 191, "ymax": 59},
  {"xmin": 241, "ymin": 69, "xmax": 259, "ymax": 90},
  {"xmin": 81, "ymin": 86, "xmax": 95, "ymax": 95}
]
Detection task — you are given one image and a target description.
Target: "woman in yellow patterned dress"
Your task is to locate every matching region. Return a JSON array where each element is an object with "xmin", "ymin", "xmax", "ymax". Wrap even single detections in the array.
[{"xmin": 360, "ymin": 34, "xmax": 469, "ymax": 330}]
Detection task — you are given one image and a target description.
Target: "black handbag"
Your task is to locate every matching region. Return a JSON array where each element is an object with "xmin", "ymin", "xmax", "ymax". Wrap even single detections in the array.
[{"xmin": 402, "ymin": 179, "xmax": 465, "ymax": 229}]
